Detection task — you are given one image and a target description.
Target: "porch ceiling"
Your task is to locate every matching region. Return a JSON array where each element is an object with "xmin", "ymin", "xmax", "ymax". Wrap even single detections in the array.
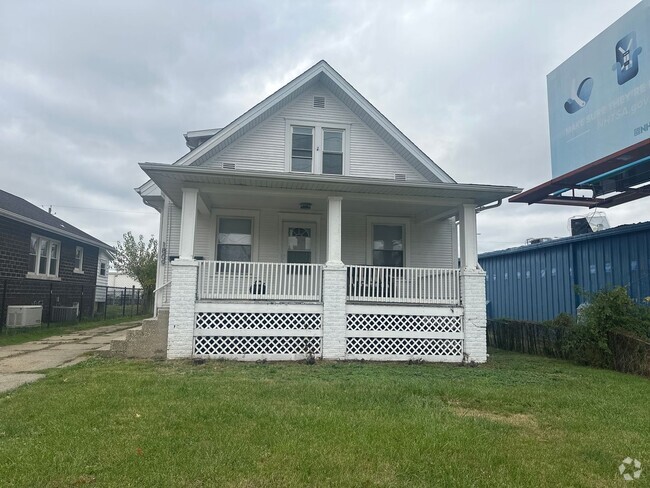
[{"xmin": 140, "ymin": 163, "xmax": 521, "ymax": 216}]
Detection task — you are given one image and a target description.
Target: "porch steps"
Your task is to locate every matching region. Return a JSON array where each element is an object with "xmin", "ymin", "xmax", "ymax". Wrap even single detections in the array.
[{"xmin": 101, "ymin": 309, "xmax": 168, "ymax": 359}]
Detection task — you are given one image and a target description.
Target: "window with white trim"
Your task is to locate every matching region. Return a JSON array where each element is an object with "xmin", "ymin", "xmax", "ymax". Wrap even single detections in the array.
[
  {"xmin": 28, "ymin": 235, "xmax": 61, "ymax": 277},
  {"xmin": 287, "ymin": 120, "xmax": 349, "ymax": 175},
  {"xmin": 74, "ymin": 246, "xmax": 84, "ymax": 273},
  {"xmin": 99, "ymin": 261, "xmax": 107, "ymax": 276},
  {"xmin": 291, "ymin": 126, "xmax": 313, "ymax": 172},
  {"xmin": 372, "ymin": 224, "xmax": 404, "ymax": 267},
  {"xmin": 322, "ymin": 129, "xmax": 343, "ymax": 175},
  {"xmin": 217, "ymin": 218, "xmax": 253, "ymax": 262}
]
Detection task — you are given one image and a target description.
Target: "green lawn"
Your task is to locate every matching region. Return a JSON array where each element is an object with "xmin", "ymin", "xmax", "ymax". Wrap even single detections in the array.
[
  {"xmin": 0, "ymin": 351, "xmax": 647, "ymax": 487},
  {"xmin": 0, "ymin": 315, "xmax": 150, "ymax": 347}
]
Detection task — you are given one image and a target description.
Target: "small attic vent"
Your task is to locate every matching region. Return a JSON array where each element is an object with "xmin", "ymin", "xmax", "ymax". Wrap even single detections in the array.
[
  {"xmin": 222, "ymin": 162, "xmax": 236, "ymax": 170},
  {"xmin": 313, "ymin": 96, "xmax": 325, "ymax": 108},
  {"xmin": 394, "ymin": 173, "xmax": 407, "ymax": 181}
]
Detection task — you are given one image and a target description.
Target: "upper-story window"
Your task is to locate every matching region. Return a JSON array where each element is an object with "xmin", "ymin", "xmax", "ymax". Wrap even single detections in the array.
[
  {"xmin": 286, "ymin": 120, "xmax": 349, "ymax": 175},
  {"xmin": 322, "ymin": 129, "xmax": 343, "ymax": 175},
  {"xmin": 28, "ymin": 234, "xmax": 60, "ymax": 278},
  {"xmin": 291, "ymin": 126, "xmax": 314, "ymax": 172},
  {"xmin": 74, "ymin": 246, "xmax": 84, "ymax": 273},
  {"xmin": 99, "ymin": 261, "xmax": 107, "ymax": 276}
]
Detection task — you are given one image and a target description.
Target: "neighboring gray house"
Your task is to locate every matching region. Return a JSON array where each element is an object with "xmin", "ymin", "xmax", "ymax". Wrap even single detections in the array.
[{"xmin": 136, "ymin": 61, "xmax": 520, "ymax": 363}]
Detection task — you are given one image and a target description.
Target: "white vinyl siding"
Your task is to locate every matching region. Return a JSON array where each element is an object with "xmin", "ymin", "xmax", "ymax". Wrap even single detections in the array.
[
  {"xmin": 164, "ymin": 206, "xmax": 453, "ymax": 269},
  {"xmin": 202, "ymin": 83, "xmax": 429, "ymax": 182}
]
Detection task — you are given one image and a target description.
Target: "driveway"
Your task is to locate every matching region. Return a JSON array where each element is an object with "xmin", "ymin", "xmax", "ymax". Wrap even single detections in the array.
[{"xmin": 0, "ymin": 322, "xmax": 140, "ymax": 393}]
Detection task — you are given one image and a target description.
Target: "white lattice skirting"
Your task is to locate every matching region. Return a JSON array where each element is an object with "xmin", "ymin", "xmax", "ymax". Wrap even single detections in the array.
[
  {"xmin": 346, "ymin": 337, "xmax": 462, "ymax": 357},
  {"xmin": 346, "ymin": 313, "xmax": 462, "ymax": 333},
  {"xmin": 345, "ymin": 307, "xmax": 464, "ymax": 361},
  {"xmin": 196, "ymin": 312, "xmax": 322, "ymax": 330},
  {"xmin": 193, "ymin": 310, "xmax": 322, "ymax": 360},
  {"xmin": 194, "ymin": 335, "xmax": 322, "ymax": 356}
]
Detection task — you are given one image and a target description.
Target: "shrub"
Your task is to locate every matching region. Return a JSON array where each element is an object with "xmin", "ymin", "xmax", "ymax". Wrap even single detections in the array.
[{"xmin": 566, "ymin": 287, "xmax": 650, "ymax": 367}]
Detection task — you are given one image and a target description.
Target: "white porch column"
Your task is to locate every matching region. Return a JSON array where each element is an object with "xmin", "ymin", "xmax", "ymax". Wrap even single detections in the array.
[
  {"xmin": 179, "ymin": 188, "xmax": 198, "ymax": 260},
  {"xmin": 322, "ymin": 196, "xmax": 346, "ymax": 360},
  {"xmin": 459, "ymin": 203, "xmax": 478, "ymax": 270},
  {"xmin": 458, "ymin": 203, "xmax": 487, "ymax": 363},
  {"xmin": 326, "ymin": 196, "xmax": 343, "ymax": 266}
]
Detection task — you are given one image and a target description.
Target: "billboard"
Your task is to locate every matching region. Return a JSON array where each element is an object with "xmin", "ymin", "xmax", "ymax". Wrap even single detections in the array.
[{"xmin": 548, "ymin": 1, "xmax": 650, "ymax": 178}]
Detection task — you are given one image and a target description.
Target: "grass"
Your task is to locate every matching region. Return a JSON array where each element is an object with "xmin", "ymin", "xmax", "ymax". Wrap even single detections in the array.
[
  {"xmin": 0, "ymin": 314, "xmax": 150, "ymax": 347},
  {"xmin": 0, "ymin": 351, "xmax": 648, "ymax": 487}
]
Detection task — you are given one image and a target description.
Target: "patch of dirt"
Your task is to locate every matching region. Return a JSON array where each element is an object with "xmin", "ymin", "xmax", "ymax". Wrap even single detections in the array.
[{"xmin": 450, "ymin": 405, "xmax": 539, "ymax": 429}]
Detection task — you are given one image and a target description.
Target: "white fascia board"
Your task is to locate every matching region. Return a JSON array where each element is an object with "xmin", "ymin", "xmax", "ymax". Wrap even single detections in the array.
[
  {"xmin": 183, "ymin": 128, "xmax": 222, "ymax": 139},
  {"xmin": 139, "ymin": 162, "xmax": 521, "ymax": 206},
  {"xmin": 172, "ymin": 62, "xmax": 327, "ymax": 167},
  {"xmin": 135, "ymin": 179, "xmax": 161, "ymax": 197},
  {"xmin": 0, "ymin": 208, "xmax": 115, "ymax": 252}
]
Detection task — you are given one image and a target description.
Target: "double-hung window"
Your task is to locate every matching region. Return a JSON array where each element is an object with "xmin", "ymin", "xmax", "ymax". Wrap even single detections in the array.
[
  {"xmin": 74, "ymin": 246, "xmax": 84, "ymax": 273},
  {"xmin": 372, "ymin": 224, "xmax": 404, "ymax": 267},
  {"xmin": 28, "ymin": 234, "xmax": 60, "ymax": 278},
  {"xmin": 287, "ymin": 121, "xmax": 348, "ymax": 175},
  {"xmin": 291, "ymin": 126, "xmax": 314, "ymax": 172},
  {"xmin": 217, "ymin": 218, "xmax": 253, "ymax": 262},
  {"xmin": 322, "ymin": 129, "xmax": 343, "ymax": 175}
]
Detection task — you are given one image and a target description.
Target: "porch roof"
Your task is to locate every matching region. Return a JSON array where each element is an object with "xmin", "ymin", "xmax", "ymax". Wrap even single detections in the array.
[{"xmin": 140, "ymin": 163, "xmax": 521, "ymax": 210}]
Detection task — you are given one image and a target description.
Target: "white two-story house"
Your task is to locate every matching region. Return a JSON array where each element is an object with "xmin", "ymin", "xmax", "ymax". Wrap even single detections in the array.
[{"xmin": 137, "ymin": 61, "xmax": 520, "ymax": 363}]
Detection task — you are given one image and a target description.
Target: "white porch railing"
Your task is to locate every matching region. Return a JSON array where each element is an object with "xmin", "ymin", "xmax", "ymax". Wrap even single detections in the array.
[
  {"xmin": 346, "ymin": 265, "xmax": 460, "ymax": 305},
  {"xmin": 198, "ymin": 261, "xmax": 323, "ymax": 302}
]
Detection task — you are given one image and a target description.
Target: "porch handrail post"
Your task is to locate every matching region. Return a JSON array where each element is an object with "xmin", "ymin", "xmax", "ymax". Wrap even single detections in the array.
[
  {"xmin": 326, "ymin": 196, "xmax": 343, "ymax": 267},
  {"xmin": 179, "ymin": 188, "xmax": 199, "ymax": 260}
]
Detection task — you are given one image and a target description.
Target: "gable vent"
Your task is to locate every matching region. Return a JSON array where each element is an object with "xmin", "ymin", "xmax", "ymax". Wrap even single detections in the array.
[
  {"xmin": 394, "ymin": 173, "xmax": 407, "ymax": 181},
  {"xmin": 313, "ymin": 96, "xmax": 325, "ymax": 108},
  {"xmin": 222, "ymin": 162, "xmax": 236, "ymax": 170}
]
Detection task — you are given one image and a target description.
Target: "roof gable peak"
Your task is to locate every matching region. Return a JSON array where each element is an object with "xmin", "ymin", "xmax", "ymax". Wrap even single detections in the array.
[{"xmin": 173, "ymin": 60, "xmax": 455, "ymax": 183}]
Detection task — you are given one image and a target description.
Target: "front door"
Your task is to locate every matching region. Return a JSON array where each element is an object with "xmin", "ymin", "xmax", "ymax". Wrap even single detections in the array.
[{"xmin": 283, "ymin": 222, "xmax": 316, "ymax": 264}]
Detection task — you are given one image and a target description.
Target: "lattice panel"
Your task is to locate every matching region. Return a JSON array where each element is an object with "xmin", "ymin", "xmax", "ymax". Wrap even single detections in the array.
[
  {"xmin": 346, "ymin": 314, "xmax": 461, "ymax": 333},
  {"xmin": 346, "ymin": 337, "xmax": 462, "ymax": 357},
  {"xmin": 196, "ymin": 312, "xmax": 322, "ymax": 330},
  {"xmin": 194, "ymin": 336, "xmax": 322, "ymax": 356}
]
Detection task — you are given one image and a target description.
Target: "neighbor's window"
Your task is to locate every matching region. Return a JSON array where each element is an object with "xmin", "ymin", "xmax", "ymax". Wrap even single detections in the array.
[
  {"xmin": 217, "ymin": 218, "xmax": 252, "ymax": 262},
  {"xmin": 291, "ymin": 126, "xmax": 314, "ymax": 172},
  {"xmin": 28, "ymin": 235, "xmax": 61, "ymax": 277},
  {"xmin": 322, "ymin": 129, "xmax": 343, "ymax": 175},
  {"xmin": 372, "ymin": 225, "xmax": 404, "ymax": 267},
  {"xmin": 74, "ymin": 246, "xmax": 84, "ymax": 272},
  {"xmin": 99, "ymin": 261, "xmax": 107, "ymax": 276}
]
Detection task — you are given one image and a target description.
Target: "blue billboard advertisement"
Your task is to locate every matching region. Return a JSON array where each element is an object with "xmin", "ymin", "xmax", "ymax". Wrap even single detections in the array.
[{"xmin": 548, "ymin": 1, "xmax": 650, "ymax": 178}]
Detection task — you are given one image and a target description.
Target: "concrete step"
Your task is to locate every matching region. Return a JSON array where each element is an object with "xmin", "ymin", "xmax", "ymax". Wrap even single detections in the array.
[{"xmin": 106, "ymin": 314, "xmax": 168, "ymax": 360}]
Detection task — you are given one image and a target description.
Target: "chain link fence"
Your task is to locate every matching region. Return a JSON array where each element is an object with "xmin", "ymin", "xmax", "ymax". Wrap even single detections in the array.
[{"xmin": 0, "ymin": 277, "xmax": 152, "ymax": 331}]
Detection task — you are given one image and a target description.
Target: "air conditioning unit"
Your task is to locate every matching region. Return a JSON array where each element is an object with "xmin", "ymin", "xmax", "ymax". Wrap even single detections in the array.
[{"xmin": 6, "ymin": 305, "xmax": 43, "ymax": 328}]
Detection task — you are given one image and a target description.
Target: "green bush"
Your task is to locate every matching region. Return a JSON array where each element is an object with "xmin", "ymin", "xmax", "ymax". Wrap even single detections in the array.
[{"xmin": 566, "ymin": 287, "xmax": 650, "ymax": 367}]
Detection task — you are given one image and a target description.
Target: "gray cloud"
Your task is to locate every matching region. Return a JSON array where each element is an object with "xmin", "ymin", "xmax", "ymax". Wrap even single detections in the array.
[{"xmin": 0, "ymin": 0, "xmax": 643, "ymax": 251}]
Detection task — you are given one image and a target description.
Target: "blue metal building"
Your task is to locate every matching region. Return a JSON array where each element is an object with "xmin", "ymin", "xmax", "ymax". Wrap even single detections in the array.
[{"xmin": 479, "ymin": 221, "xmax": 650, "ymax": 322}]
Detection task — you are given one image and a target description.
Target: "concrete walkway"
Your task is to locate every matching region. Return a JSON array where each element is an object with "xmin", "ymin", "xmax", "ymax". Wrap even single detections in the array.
[{"xmin": 0, "ymin": 322, "xmax": 141, "ymax": 393}]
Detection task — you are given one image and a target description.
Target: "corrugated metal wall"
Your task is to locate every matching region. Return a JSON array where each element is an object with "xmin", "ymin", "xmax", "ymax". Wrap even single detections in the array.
[{"xmin": 479, "ymin": 222, "xmax": 650, "ymax": 322}]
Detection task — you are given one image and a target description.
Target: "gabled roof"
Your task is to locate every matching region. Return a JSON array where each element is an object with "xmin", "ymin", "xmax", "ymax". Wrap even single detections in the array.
[
  {"xmin": 172, "ymin": 60, "xmax": 455, "ymax": 183},
  {"xmin": 0, "ymin": 189, "xmax": 113, "ymax": 251}
]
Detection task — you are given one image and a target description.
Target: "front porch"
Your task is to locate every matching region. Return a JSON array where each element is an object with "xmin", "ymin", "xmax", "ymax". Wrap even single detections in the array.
[{"xmin": 143, "ymin": 166, "xmax": 493, "ymax": 363}]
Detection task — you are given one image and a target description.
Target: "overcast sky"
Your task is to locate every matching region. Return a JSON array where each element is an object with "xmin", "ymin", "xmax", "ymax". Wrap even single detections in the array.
[{"xmin": 0, "ymin": 0, "xmax": 645, "ymax": 253}]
